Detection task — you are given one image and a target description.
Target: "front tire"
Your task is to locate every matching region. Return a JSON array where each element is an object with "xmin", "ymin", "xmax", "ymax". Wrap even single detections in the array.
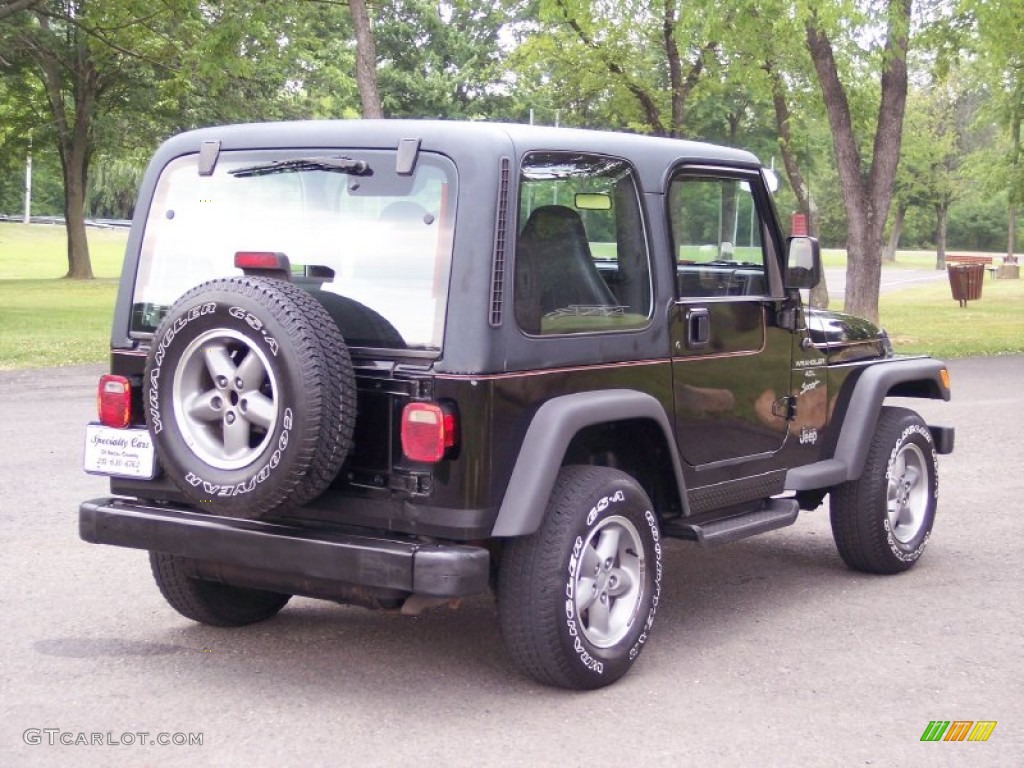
[
  {"xmin": 150, "ymin": 552, "xmax": 290, "ymax": 627},
  {"xmin": 830, "ymin": 407, "xmax": 939, "ymax": 574},
  {"xmin": 498, "ymin": 466, "xmax": 662, "ymax": 690}
]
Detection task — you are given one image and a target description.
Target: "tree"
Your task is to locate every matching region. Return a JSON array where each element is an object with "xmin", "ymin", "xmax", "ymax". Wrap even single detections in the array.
[
  {"xmin": 714, "ymin": 0, "xmax": 833, "ymax": 305},
  {"xmin": 763, "ymin": 62, "xmax": 831, "ymax": 308},
  {"xmin": 2, "ymin": 3, "xmax": 113, "ymax": 277},
  {"xmin": 0, "ymin": 1, "xmax": 333, "ymax": 278},
  {"xmin": 805, "ymin": 0, "xmax": 912, "ymax": 323},
  {"xmin": 887, "ymin": 84, "xmax": 962, "ymax": 268},
  {"xmin": 0, "ymin": 0, "xmax": 39, "ymax": 20},
  {"xmin": 374, "ymin": 0, "xmax": 520, "ymax": 120},
  {"xmin": 967, "ymin": 0, "xmax": 1024, "ymax": 259},
  {"xmin": 514, "ymin": 0, "xmax": 720, "ymax": 135},
  {"xmin": 349, "ymin": 0, "xmax": 382, "ymax": 117},
  {"xmin": 1, "ymin": 1, "xmax": 211, "ymax": 277}
]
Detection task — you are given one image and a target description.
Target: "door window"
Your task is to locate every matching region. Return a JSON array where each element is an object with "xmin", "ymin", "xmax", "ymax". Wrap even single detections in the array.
[{"xmin": 669, "ymin": 176, "xmax": 769, "ymax": 299}]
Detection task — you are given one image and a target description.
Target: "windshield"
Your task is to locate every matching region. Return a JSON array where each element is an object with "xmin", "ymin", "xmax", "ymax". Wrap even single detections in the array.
[{"xmin": 132, "ymin": 148, "xmax": 457, "ymax": 351}]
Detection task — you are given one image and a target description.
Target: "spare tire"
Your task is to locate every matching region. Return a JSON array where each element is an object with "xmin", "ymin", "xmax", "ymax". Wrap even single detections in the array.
[
  {"xmin": 144, "ymin": 276, "xmax": 355, "ymax": 518},
  {"xmin": 310, "ymin": 291, "xmax": 406, "ymax": 349}
]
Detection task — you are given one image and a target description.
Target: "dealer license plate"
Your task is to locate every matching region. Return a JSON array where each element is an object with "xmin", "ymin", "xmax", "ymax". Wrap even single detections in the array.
[{"xmin": 83, "ymin": 424, "xmax": 157, "ymax": 479}]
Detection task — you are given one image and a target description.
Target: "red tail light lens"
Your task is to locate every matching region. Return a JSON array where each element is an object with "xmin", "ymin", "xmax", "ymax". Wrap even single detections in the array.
[
  {"xmin": 401, "ymin": 402, "xmax": 457, "ymax": 463},
  {"xmin": 97, "ymin": 375, "xmax": 132, "ymax": 428},
  {"xmin": 234, "ymin": 251, "xmax": 291, "ymax": 271}
]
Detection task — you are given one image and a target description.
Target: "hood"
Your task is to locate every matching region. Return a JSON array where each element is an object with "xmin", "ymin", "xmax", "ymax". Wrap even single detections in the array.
[{"xmin": 807, "ymin": 308, "xmax": 892, "ymax": 364}]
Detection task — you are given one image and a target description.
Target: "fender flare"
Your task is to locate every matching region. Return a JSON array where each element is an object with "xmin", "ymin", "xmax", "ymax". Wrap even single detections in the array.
[
  {"xmin": 490, "ymin": 389, "xmax": 686, "ymax": 537},
  {"xmin": 785, "ymin": 357, "xmax": 951, "ymax": 491}
]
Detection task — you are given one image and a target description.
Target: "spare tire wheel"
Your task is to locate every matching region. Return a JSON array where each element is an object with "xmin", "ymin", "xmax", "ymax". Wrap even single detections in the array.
[{"xmin": 144, "ymin": 276, "xmax": 355, "ymax": 518}]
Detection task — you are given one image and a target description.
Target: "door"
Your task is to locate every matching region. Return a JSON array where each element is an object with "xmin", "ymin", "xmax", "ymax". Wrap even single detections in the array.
[{"xmin": 668, "ymin": 169, "xmax": 792, "ymax": 468}]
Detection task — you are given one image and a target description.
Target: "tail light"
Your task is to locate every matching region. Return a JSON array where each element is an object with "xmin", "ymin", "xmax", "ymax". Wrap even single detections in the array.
[
  {"xmin": 97, "ymin": 374, "xmax": 132, "ymax": 428},
  {"xmin": 234, "ymin": 251, "xmax": 290, "ymax": 271},
  {"xmin": 234, "ymin": 251, "xmax": 292, "ymax": 280},
  {"xmin": 401, "ymin": 402, "xmax": 458, "ymax": 463}
]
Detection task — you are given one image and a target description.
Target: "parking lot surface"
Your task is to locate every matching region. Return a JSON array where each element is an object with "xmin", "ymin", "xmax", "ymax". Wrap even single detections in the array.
[{"xmin": 0, "ymin": 357, "xmax": 1021, "ymax": 767}]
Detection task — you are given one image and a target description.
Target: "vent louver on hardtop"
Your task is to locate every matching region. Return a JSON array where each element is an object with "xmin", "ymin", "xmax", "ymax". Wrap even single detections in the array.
[{"xmin": 489, "ymin": 157, "xmax": 512, "ymax": 327}]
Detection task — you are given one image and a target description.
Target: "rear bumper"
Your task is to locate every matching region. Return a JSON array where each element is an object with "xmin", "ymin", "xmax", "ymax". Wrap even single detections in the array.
[{"xmin": 79, "ymin": 498, "xmax": 490, "ymax": 598}]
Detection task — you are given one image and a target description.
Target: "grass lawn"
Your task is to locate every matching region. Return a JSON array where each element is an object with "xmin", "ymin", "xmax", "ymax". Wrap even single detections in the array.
[
  {"xmin": 824, "ymin": 248, "xmax": 1024, "ymax": 359},
  {"xmin": 1, "ymin": 223, "xmax": 1021, "ymax": 369},
  {"xmin": 877, "ymin": 276, "xmax": 1024, "ymax": 359},
  {"xmin": 0, "ymin": 223, "xmax": 125, "ymax": 369},
  {"xmin": 0, "ymin": 222, "xmax": 126, "ymax": 279},
  {"xmin": 0, "ymin": 278, "xmax": 120, "ymax": 368}
]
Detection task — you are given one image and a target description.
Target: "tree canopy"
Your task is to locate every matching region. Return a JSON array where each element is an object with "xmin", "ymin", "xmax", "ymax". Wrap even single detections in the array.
[{"xmin": 1, "ymin": 0, "xmax": 1021, "ymax": 307}]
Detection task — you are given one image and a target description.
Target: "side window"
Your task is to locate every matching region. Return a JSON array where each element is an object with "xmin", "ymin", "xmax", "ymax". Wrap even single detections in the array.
[
  {"xmin": 514, "ymin": 152, "xmax": 651, "ymax": 335},
  {"xmin": 669, "ymin": 175, "xmax": 769, "ymax": 298}
]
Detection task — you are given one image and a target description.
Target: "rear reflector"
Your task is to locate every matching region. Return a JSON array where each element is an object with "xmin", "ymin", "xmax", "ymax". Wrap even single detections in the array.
[
  {"xmin": 401, "ymin": 402, "xmax": 457, "ymax": 463},
  {"xmin": 234, "ymin": 251, "xmax": 291, "ymax": 272},
  {"xmin": 97, "ymin": 374, "xmax": 132, "ymax": 428}
]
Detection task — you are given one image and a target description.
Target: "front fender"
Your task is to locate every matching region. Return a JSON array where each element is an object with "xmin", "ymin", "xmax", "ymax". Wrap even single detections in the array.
[
  {"xmin": 785, "ymin": 357, "xmax": 952, "ymax": 490},
  {"xmin": 490, "ymin": 389, "xmax": 686, "ymax": 537}
]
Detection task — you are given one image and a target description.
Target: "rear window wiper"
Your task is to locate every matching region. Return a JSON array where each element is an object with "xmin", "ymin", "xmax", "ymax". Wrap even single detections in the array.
[{"xmin": 229, "ymin": 156, "xmax": 370, "ymax": 178}]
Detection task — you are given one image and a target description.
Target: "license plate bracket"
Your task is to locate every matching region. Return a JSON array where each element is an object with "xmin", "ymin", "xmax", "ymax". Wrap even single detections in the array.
[{"xmin": 83, "ymin": 424, "xmax": 157, "ymax": 480}]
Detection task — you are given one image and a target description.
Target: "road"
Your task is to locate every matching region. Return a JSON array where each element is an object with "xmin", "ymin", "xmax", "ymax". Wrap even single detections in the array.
[
  {"xmin": 1, "ymin": 359, "xmax": 1021, "ymax": 767},
  {"xmin": 824, "ymin": 266, "xmax": 949, "ymax": 299}
]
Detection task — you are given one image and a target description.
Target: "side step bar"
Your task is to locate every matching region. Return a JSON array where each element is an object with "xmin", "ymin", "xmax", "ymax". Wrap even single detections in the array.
[{"xmin": 662, "ymin": 498, "xmax": 800, "ymax": 547}]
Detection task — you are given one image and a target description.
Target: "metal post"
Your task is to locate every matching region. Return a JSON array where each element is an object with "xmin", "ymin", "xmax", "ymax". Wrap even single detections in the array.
[{"xmin": 23, "ymin": 138, "xmax": 32, "ymax": 225}]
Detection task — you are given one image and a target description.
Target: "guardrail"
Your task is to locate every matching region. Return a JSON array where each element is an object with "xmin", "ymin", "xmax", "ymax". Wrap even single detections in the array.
[{"xmin": 0, "ymin": 214, "xmax": 130, "ymax": 229}]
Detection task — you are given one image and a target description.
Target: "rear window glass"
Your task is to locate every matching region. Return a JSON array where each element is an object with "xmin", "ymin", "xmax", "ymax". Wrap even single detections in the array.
[{"xmin": 132, "ymin": 149, "xmax": 457, "ymax": 351}]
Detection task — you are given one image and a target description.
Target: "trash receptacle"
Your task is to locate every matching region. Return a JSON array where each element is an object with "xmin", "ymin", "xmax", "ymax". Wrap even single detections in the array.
[{"xmin": 947, "ymin": 263, "xmax": 984, "ymax": 307}]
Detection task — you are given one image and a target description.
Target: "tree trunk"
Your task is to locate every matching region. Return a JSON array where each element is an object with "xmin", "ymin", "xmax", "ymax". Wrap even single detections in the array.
[
  {"xmin": 934, "ymin": 203, "xmax": 948, "ymax": 270},
  {"xmin": 34, "ymin": 13, "xmax": 95, "ymax": 279},
  {"xmin": 807, "ymin": 195, "xmax": 829, "ymax": 309},
  {"xmin": 806, "ymin": 1, "xmax": 911, "ymax": 324},
  {"xmin": 1010, "ymin": 203, "xmax": 1018, "ymax": 261},
  {"xmin": 883, "ymin": 205, "xmax": 905, "ymax": 263},
  {"xmin": 662, "ymin": 0, "xmax": 683, "ymax": 137},
  {"xmin": 62, "ymin": 149, "xmax": 93, "ymax": 279},
  {"xmin": 350, "ymin": 0, "xmax": 383, "ymax": 118},
  {"xmin": 766, "ymin": 63, "xmax": 828, "ymax": 308},
  {"xmin": 1009, "ymin": 107, "xmax": 1020, "ymax": 261},
  {"xmin": 0, "ymin": 0, "xmax": 40, "ymax": 21}
]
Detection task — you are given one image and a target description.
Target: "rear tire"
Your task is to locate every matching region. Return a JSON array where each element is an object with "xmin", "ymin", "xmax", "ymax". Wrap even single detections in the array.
[
  {"xmin": 150, "ymin": 552, "xmax": 290, "ymax": 627},
  {"xmin": 830, "ymin": 407, "xmax": 938, "ymax": 574},
  {"xmin": 498, "ymin": 466, "xmax": 662, "ymax": 690}
]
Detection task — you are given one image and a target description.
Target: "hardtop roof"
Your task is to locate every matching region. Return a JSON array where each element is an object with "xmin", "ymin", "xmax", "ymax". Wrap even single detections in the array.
[{"xmin": 153, "ymin": 119, "xmax": 764, "ymax": 190}]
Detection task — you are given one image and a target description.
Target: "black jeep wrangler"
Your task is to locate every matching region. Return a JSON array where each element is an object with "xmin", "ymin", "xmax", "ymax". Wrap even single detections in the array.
[{"xmin": 81, "ymin": 120, "xmax": 954, "ymax": 689}]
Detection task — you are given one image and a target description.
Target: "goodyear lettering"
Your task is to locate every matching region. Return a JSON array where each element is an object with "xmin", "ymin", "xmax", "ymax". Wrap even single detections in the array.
[
  {"xmin": 628, "ymin": 509, "xmax": 662, "ymax": 661},
  {"xmin": 182, "ymin": 407, "xmax": 293, "ymax": 497}
]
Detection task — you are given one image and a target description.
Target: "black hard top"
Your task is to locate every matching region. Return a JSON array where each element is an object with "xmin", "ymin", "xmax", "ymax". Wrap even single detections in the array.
[{"xmin": 150, "ymin": 119, "xmax": 764, "ymax": 194}]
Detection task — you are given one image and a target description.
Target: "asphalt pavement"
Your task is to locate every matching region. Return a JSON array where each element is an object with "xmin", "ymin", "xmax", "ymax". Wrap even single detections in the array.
[
  {"xmin": 824, "ymin": 266, "xmax": 949, "ymax": 299},
  {"xmin": 0, "ymin": 358, "xmax": 1021, "ymax": 767}
]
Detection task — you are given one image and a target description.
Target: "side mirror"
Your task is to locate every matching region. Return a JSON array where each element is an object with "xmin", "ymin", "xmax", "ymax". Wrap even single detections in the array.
[{"xmin": 785, "ymin": 236, "xmax": 821, "ymax": 290}]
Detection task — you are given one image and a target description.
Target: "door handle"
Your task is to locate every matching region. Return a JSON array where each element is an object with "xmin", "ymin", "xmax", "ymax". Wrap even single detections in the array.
[{"xmin": 686, "ymin": 307, "xmax": 710, "ymax": 349}]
